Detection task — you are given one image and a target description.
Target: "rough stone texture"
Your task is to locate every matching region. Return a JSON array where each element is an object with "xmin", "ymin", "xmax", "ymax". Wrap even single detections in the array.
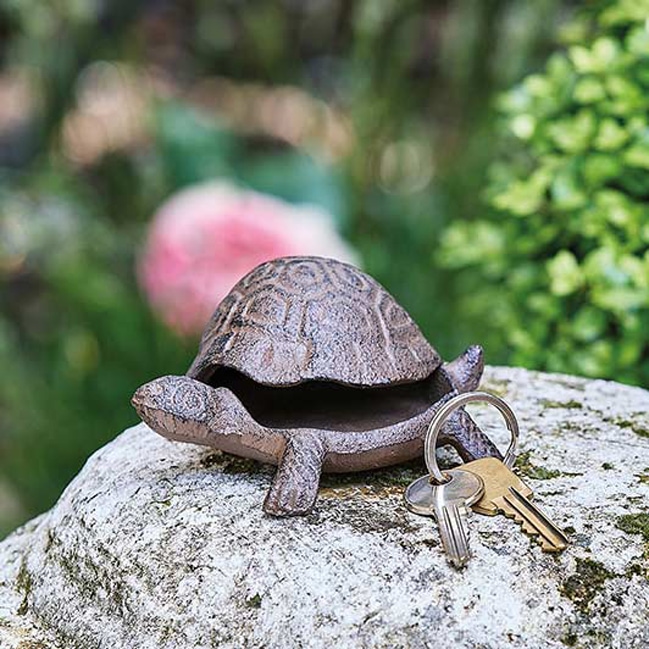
[{"xmin": 1, "ymin": 366, "xmax": 649, "ymax": 649}]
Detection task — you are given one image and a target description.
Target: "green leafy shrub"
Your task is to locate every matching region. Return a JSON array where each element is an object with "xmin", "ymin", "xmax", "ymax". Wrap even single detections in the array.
[{"xmin": 440, "ymin": 0, "xmax": 649, "ymax": 385}]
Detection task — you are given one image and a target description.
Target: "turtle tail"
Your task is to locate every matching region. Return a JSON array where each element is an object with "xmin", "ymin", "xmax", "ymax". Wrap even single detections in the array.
[{"xmin": 442, "ymin": 345, "xmax": 484, "ymax": 393}]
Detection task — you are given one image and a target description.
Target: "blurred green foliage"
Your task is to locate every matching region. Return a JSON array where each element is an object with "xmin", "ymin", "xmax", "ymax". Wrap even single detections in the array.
[
  {"xmin": 0, "ymin": 0, "xmax": 572, "ymax": 534},
  {"xmin": 441, "ymin": 0, "xmax": 649, "ymax": 384},
  {"xmin": 0, "ymin": 173, "xmax": 194, "ymax": 533}
]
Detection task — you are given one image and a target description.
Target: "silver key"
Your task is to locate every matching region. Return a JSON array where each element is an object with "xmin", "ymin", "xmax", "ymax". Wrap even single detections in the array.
[{"xmin": 404, "ymin": 468, "xmax": 484, "ymax": 568}]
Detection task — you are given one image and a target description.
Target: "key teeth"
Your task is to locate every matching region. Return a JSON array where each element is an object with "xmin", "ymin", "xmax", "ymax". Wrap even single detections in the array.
[
  {"xmin": 500, "ymin": 506, "xmax": 568, "ymax": 553},
  {"xmin": 500, "ymin": 508, "xmax": 545, "ymax": 544}
]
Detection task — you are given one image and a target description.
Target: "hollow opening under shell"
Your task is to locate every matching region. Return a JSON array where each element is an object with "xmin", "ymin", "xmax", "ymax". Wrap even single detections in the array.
[{"xmin": 200, "ymin": 366, "xmax": 453, "ymax": 432}]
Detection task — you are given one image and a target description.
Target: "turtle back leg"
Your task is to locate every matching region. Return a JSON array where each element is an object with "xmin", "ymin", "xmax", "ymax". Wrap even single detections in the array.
[
  {"xmin": 437, "ymin": 344, "xmax": 503, "ymax": 460},
  {"xmin": 440, "ymin": 408, "xmax": 502, "ymax": 462},
  {"xmin": 263, "ymin": 431, "xmax": 326, "ymax": 516}
]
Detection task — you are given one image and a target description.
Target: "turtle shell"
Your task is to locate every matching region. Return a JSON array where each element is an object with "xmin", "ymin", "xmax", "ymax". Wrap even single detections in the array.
[{"xmin": 187, "ymin": 256, "xmax": 441, "ymax": 387}]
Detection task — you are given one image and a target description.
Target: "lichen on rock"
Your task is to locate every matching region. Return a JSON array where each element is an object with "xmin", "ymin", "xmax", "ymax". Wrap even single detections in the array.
[
  {"xmin": 560, "ymin": 558, "xmax": 614, "ymax": 612},
  {"xmin": 1, "ymin": 366, "xmax": 649, "ymax": 649}
]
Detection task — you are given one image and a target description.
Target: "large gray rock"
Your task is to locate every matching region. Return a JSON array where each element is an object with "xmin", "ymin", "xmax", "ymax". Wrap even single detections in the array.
[{"xmin": 1, "ymin": 366, "xmax": 648, "ymax": 649}]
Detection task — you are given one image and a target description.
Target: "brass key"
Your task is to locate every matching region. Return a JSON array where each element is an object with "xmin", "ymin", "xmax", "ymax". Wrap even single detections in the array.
[{"xmin": 463, "ymin": 456, "xmax": 568, "ymax": 553}]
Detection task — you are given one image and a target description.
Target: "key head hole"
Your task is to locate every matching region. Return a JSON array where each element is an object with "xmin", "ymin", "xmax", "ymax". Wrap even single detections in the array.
[
  {"xmin": 437, "ymin": 469, "xmax": 485, "ymax": 508},
  {"xmin": 404, "ymin": 470, "xmax": 484, "ymax": 515}
]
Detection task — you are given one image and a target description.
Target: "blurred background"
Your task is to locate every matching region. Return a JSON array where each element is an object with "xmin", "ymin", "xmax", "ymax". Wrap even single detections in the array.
[{"xmin": 1, "ymin": 0, "xmax": 648, "ymax": 536}]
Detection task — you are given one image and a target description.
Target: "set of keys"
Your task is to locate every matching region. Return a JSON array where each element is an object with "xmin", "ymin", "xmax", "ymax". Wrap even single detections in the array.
[{"xmin": 405, "ymin": 392, "xmax": 568, "ymax": 568}]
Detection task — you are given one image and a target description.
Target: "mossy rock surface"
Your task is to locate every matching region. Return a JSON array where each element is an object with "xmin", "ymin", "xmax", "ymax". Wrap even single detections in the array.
[{"xmin": 1, "ymin": 366, "xmax": 649, "ymax": 649}]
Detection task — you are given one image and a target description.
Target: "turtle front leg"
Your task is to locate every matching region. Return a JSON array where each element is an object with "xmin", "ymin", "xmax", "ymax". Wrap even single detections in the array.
[{"xmin": 263, "ymin": 431, "xmax": 326, "ymax": 517}]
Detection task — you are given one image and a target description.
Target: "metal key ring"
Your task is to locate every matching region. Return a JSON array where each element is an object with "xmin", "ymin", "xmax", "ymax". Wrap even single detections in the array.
[{"xmin": 425, "ymin": 391, "xmax": 520, "ymax": 485}]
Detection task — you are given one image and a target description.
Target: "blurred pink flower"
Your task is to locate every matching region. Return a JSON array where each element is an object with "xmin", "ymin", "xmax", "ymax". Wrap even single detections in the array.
[{"xmin": 139, "ymin": 182, "xmax": 359, "ymax": 336}]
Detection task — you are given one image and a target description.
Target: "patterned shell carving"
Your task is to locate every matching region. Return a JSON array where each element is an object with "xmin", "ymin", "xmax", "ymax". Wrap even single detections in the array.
[{"xmin": 187, "ymin": 257, "xmax": 441, "ymax": 387}]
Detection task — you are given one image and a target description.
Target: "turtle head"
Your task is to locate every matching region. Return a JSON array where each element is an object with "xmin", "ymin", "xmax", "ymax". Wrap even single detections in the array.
[
  {"xmin": 132, "ymin": 375, "xmax": 253, "ymax": 445},
  {"xmin": 132, "ymin": 375, "xmax": 211, "ymax": 443}
]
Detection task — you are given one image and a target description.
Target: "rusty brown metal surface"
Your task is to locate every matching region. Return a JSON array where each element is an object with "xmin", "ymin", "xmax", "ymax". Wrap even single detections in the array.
[
  {"xmin": 187, "ymin": 256, "xmax": 441, "ymax": 387},
  {"xmin": 132, "ymin": 256, "xmax": 500, "ymax": 516}
]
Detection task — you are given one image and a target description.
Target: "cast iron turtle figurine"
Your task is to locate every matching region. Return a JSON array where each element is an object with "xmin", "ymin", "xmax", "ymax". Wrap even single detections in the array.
[{"xmin": 132, "ymin": 256, "xmax": 500, "ymax": 516}]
